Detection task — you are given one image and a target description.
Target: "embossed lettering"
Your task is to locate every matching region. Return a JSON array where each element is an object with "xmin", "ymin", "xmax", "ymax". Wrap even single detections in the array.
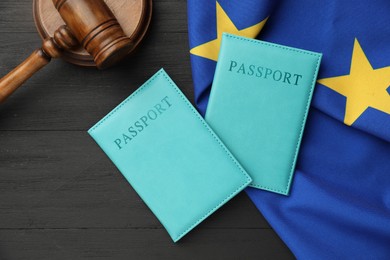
[
  {"xmin": 248, "ymin": 65, "xmax": 255, "ymax": 76},
  {"xmin": 123, "ymin": 134, "xmax": 131, "ymax": 144},
  {"xmin": 264, "ymin": 68, "xmax": 272, "ymax": 79},
  {"xmin": 237, "ymin": 64, "xmax": 246, "ymax": 74},
  {"xmin": 140, "ymin": 116, "xmax": 149, "ymax": 127},
  {"xmin": 283, "ymin": 72, "xmax": 292, "ymax": 84},
  {"xmin": 128, "ymin": 126, "xmax": 138, "ymax": 138},
  {"xmin": 293, "ymin": 74, "xmax": 303, "ymax": 86},
  {"xmin": 154, "ymin": 104, "xmax": 165, "ymax": 114},
  {"xmin": 227, "ymin": 60, "xmax": 303, "ymax": 86},
  {"xmin": 148, "ymin": 110, "xmax": 158, "ymax": 120},
  {"xmin": 161, "ymin": 96, "xmax": 172, "ymax": 107},
  {"xmin": 256, "ymin": 66, "xmax": 263, "ymax": 77},
  {"xmin": 135, "ymin": 121, "xmax": 144, "ymax": 132},
  {"xmin": 273, "ymin": 70, "xmax": 282, "ymax": 81},
  {"xmin": 229, "ymin": 60, "xmax": 237, "ymax": 71},
  {"xmin": 114, "ymin": 139, "xmax": 122, "ymax": 149},
  {"xmin": 114, "ymin": 96, "xmax": 173, "ymax": 150}
]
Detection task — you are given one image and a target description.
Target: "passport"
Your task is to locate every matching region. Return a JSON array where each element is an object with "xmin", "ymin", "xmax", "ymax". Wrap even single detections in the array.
[
  {"xmin": 88, "ymin": 69, "xmax": 252, "ymax": 242},
  {"xmin": 206, "ymin": 33, "xmax": 322, "ymax": 195}
]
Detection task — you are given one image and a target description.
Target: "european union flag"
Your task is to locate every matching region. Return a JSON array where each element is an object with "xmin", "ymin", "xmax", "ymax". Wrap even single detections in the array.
[
  {"xmin": 188, "ymin": 0, "xmax": 390, "ymax": 258},
  {"xmin": 188, "ymin": 0, "xmax": 276, "ymax": 115}
]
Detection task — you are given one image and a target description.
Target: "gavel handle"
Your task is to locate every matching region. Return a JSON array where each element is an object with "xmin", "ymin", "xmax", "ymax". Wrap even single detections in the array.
[
  {"xmin": 0, "ymin": 25, "xmax": 78, "ymax": 103},
  {"xmin": 0, "ymin": 49, "xmax": 51, "ymax": 103}
]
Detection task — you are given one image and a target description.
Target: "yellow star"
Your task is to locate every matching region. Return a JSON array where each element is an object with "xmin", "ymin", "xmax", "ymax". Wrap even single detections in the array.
[
  {"xmin": 190, "ymin": 2, "xmax": 268, "ymax": 61},
  {"xmin": 318, "ymin": 39, "xmax": 390, "ymax": 126}
]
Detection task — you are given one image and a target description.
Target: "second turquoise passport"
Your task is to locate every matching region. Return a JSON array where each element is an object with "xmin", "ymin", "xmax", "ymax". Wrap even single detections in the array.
[
  {"xmin": 206, "ymin": 34, "xmax": 322, "ymax": 195},
  {"xmin": 88, "ymin": 69, "xmax": 251, "ymax": 242}
]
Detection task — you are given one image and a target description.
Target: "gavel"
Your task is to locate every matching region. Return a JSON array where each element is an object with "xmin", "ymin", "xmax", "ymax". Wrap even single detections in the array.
[{"xmin": 0, "ymin": 0, "xmax": 135, "ymax": 103}]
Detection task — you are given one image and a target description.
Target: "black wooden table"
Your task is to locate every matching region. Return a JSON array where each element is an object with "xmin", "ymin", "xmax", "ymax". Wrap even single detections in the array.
[{"xmin": 0, "ymin": 1, "xmax": 294, "ymax": 259}]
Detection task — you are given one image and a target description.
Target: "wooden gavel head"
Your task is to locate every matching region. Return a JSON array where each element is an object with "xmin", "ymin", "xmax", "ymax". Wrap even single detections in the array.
[
  {"xmin": 0, "ymin": 0, "xmax": 152, "ymax": 103},
  {"xmin": 52, "ymin": 0, "xmax": 133, "ymax": 69}
]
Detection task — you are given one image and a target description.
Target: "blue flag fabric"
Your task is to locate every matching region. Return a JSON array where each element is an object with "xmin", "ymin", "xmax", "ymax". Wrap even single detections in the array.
[
  {"xmin": 188, "ymin": 0, "xmax": 390, "ymax": 258},
  {"xmin": 188, "ymin": 0, "xmax": 276, "ymax": 115}
]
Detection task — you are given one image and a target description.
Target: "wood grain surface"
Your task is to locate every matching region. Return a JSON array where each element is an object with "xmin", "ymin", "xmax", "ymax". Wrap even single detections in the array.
[{"xmin": 0, "ymin": 1, "xmax": 294, "ymax": 259}]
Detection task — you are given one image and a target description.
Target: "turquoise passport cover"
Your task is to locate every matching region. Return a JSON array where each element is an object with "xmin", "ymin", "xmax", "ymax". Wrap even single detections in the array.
[
  {"xmin": 88, "ymin": 69, "xmax": 251, "ymax": 242},
  {"xmin": 206, "ymin": 34, "xmax": 322, "ymax": 195}
]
